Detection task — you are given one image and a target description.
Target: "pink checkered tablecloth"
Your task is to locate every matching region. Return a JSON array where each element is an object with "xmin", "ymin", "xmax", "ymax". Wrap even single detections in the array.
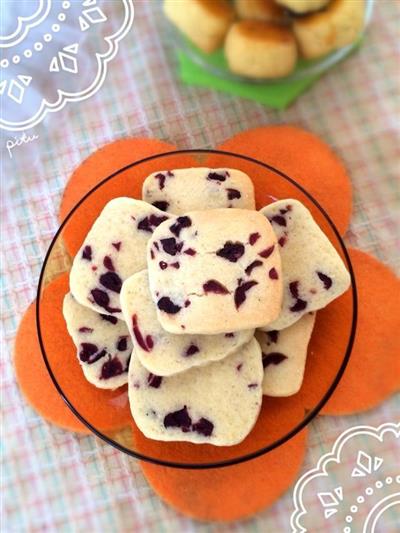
[{"xmin": 1, "ymin": 1, "xmax": 399, "ymax": 531}]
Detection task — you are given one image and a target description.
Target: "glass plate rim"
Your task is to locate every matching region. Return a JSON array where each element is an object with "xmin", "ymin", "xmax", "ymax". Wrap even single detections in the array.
[{"xmin": 36, "ymin": 148, "xmax": 358, "ymax": 470}]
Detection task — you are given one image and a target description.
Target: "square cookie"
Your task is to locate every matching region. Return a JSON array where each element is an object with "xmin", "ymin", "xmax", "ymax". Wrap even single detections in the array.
[
  {"xmin": 259, "ymin": 199, "xmax": 351, "ymax": 331},
  {"xmin": 142, "ymin": 167, "xmax": 255, "ymax": 214},
  {"xmin": 70, "ymin": 198, "xmax": 170, "ymax": 319},
  {"xmin": 147, "ymin": 209, "xmax": 282, "ymax": 334},
  {"xmin": 128, "ymin": 338, "xmax": 263, "ymax": 445}
]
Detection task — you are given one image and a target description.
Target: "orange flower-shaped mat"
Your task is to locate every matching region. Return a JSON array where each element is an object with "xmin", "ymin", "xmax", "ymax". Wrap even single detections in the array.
[{"xmin": 14, "ymin": 127, "xmax": 400, "ymax": 521}]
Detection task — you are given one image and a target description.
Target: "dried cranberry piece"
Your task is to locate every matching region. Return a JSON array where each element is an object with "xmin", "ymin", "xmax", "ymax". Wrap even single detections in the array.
[
  {"xmin": 154, "ymin": 173, "xmax": 167, "ymax": 190},
  {"xmin": 82, "ymin": 245, "xmax": 92, "ymax": 261},
  {"xmin": 112, "ymin": 241, "xmax": 121, "ymax": 251},
  {"xmin": 103, "ymin": 255, "xmax": 115, "ymax": 272},
  {"xmin": 249, "ymin": 232, "xmax": 260, "ymax": 245},
  {"xmin": 184, "ymin": 299, "xmax": 191, "ymax": 307},
  {"xmin": 117, "ymin": 336, "xmax": 128, "ymax": 351},
  {"xmin": 259, "ymin": 245, "xmax": 275, "ymax": 258},
  {"xmin": 192, "ymin": 417, "xmax": 214, "ymax": 437},
  {"xmin": 150, "ymin": 250, "xmax": 155, "ymax": 260},
  {"xmin": 290, "ymin": 299, "xmax": 308, "ymax": 312},
  {"xmin": 164, "ymin": 406, "xmax": 192, "ymax": 431},
  {"xmin": 207, "ymin": 171, "xmax": 226, "ymax": 182},
  {"xmin": 152, "ymin": 200, "xmax": 169, "ymax": 211},
  {"xmin": 245, "ymin": 260, "xmax": 263, "ymax": 276},
  {"xmin": 278, "ymin": 236, "xmax": 287, "ymax": 247},
  {"xmin": 171, "ymin": 262, "xmax": 180, "ymax": 269},
  {"xmin": 234, "ymin": 280, "xmax": 258, "ymax": 309},
  {"xmin": 160, "ymin": 237, "xmax": 183, "ymax": 256},
  {"xmin": 203, "ymin": 280, "xmax": 229, "ymax": 294},
  {"xmin": 100, "ymin": 356, "xmax": 124, "ymax": 379},
  {"xmin": 183, "ymin": 248, "xmax": 196, "ymax": 256},
  {"xmin": 225, "ymin": 332, "xmax": 234, "ymax": 338},
  {"xmin": 269, "ymin": 267, "xmax": 279, "ymax": 280},
  {"xmin": 270, "ymin": 215, "xmax": 287, "ymax": 227},
  {"xmin": 100, "ymin": 314, "xmax": 118, "ymax": 325},
  {"xmin": 226, "ymin": 188, "xmax": 241, "ymax": 200},
  {"xmin": 99, "ymin": 272, "xmax": 122, "ymax": 293},
  {"xmin": 131, "ymin": 314, "xmax": 153, "ymax": 352},
  {"xmin": 317, "ymin": 271, "xmax": 333, "ymax": 290},
  {"xmin": 267, "ymin": 330, "xmax": 279, "ymax": 343},
  {"xmin": 262, "ymin": 352, "xmax": 287, "ymax": 368},
  {"xmin": 289, "ymin": 281, "xmax": 299, "ymax": 299},
  {"xmin": 170, "ymin": 216, "xmax": 192, "ymax": 237},
  {"xmin": 216, "ymin": 241, "xmax": 245, "ymax": 263},
  {"xmin": 137, "ymin": 214, "xmax": 168, "ymax": 233},
  {"xmin": 91, "ymin": 289, "xmax": 121, "ymax": 313},
  {"xmin": 78, "ymin": 326, "xmax": 93, "ymax": 333},
  {"xmin": 157, "ymin": 297, "xmax": 181, "ymax": 314},
  {"xmin": 236, "ymin": 363, "xmax": 243, "ymax": 371},
  {"xmin": 147, "ymin": 373, "xmax": 163, "ymax": 388},
  {"xmin": 248, "ymin": 383, "xmax": 258, "ymax": 389},
  {"xmin": 159, "ymin": 261, "xmax": 168, "ymax": 270},
  {"xmin": 185, "ymin": 344, "xmax": 199, "ymax": 357},
  {"xmin": 79, "ymin": 343, "xmax": 107, "ymax": 364}
]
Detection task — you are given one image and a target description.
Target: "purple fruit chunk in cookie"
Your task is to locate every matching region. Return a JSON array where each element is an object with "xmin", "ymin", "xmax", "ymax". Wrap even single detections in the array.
[
  {"xmin": 249, "ymin": 232, "xmax": 260, "ymax": 246},
  {"xmin": 137, "ymin": 214, "xmax": 168, "ymax": 233},
  {"xmin": 99, "ymin": 272, "xmax": 122, "ymax": 293},
  {"xmin": 290, "ymin": 299, "xmax": 308, "ymax": 312},
  {"xmin": 262, "ymin": 352, "xmax": 288, "ymax": 368},
  {"xmin": 159, "ymin": 261, "xmax": 168, "ymax": 270},
  {"xmin": 270, "ymin": 215, "xmax": 287, "ymax": 227},
  {"xmin": 216, "ymin": 241, "xmax": 245, "ymax": 263},
  {"xmin": 147, "ymin": 373, "xmax": 163, "ymax": 388},
  {"xmin": 112, "ymin": 241, "xmax": 121, "ymax": 251},
  {"xmin": 207, "ymin": 171, "xmax": 226, "ymax": 182},
  {"xmin": 157, "ymin": 297, "xmax": 181, "ymax": 314},
  {"xmin": 267, "ymin": 330, "xmax": 279, "ymax": 343},
  {"xmin": 164, "ymin": 406, "xmax": 192, "ymax": 431},
  {"xmin": 317, "ymin": 271, "xmax": 333, "ymax": 290},
  {"xmin": 79, "ymin": 343, "xmax": 107, "ymax": 364},
  {"xmin": 278, "ymin": 236, "xmax": 287, "ymax": 247},
  {"xmin": 183, "ymin": 248, "xmax": 196, "ymax": 256},
  {"xmin": 185, "ymin": 344, "xmax": 199, "ymax": 357},
  {"xmin": 146, "ymin": 335, "xmax": 154, "ymax": 350},
  {"xmin": 100, "ymin": 356, "xmax": 124, "ymax": 379},
  {"xmin": 78, "ymin": 326, "xmax": 93, "ymax": 333},
  {"xmin": 225, "ymin": 332, "xmax": 235, "ymax": 338},
  {"xmin": 203, "ymin": 280, "xmax": 229, "ymax": 295},
  {"xmin": 100, "ymin": 313, "xmax": 118, "ymax": 325},
  {"xmin": 132, "ymin": 314, "xmax": 153, "ymax": 352},
  {"xmin": 150, "ymin": 250, "xmax": 155, "ymax": 260},
  {"xmin": 171, "ymin": 262, "xmax": 180, "ymax": 269},
  {"xmin": 184, "ymin": 299, "xmax": 191, "ymax": 307},
  {"xmin": 116, "ymin": 336, "xmax": 128, "ymax": 351},
  {"xmin": 91, "ymin": 289, "xmax": 121, "ymax": 313},
  {"xmin": 289, "ymin": 281, "xmax": 299, "ymax": 299},
  {"xmin": 248, "ymin": 383, "xmax": 258, "ymax": 389},
  {"xmin": 234, "ymin": 280, "xmax": 258, "ymax": 309},
  {"xmin": 170, "ymin": 216, "xmax": 192, "ymax": 237},
  {"xmin": 154, "ymin": 173, "xmax": 167, "ymax": 190},
  {"xmin": 82, "ymin": 245, "xmax": 92, "ymax": 261},
  {"xmin": 192, "ymin": 417, "xmax": 214, "ymax": 437},
  {"xmin": 152, "ymin": 200, "xmax": 169, "ymax": 211},
  {"xmin": 226, "ymin": 188, "xmax": 241, "ymax": 200},
  {"xmin": 259, "ymin": 245, "xmax": 275, "ymax": 258},
  {"xmin": 236, "ymin": 363, "xmax": 243, "ymax": 371},
  {"xmin": 160, "ymin": 237, "xmax": 183, "ymax": 256},
  {"xmin": 103, "ymin": 255, "xmax": 115, "ymax": 272},
  {"xmin": 269, "ymin": 267, "xmax": 279, "ymax": 280},
  {"xmin": 245, "ymin": 260, "xmax": 263, "ymax": 276}
]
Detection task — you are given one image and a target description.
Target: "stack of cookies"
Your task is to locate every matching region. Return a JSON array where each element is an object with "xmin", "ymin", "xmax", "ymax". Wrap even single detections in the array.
[
  {"xmin": 64, "ymin": 167, "xmax": 350, "ymax": 446},
  {"xmin": 164, "ymin": 0, "xmax": 366, "ymax": 79}
]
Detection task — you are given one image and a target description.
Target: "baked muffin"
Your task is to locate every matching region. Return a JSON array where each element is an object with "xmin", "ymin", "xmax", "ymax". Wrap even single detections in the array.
[
  {"xmin": 234, "ymin": 0, "xmax": 285, "ymax": 23},
  {"xmin": 225, "ymin": 21, "xmax": 297, "ymax": 79},
  {"xmin": 163, "ymin": 0, "xmax": 234, "ymax": 53},
  {"xmin": 293, "ymin": 0, "xmax": 365, "ymax": 59},
  {"xmin": 275, "ymin": 0, "xmax": 330, "ymax": 14}
]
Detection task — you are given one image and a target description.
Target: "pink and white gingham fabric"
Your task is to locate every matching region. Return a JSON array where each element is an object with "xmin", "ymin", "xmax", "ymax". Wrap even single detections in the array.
[{"xmin": 1, "ymin": 1, "xmax": 399, "ymax": 531}]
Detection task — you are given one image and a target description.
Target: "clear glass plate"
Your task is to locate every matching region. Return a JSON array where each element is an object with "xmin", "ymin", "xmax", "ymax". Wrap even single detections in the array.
[
  {"xmin": 37, "ymin": 150, "xmax": 357, "ymax": 469},
  {"xmin": 170, "ymin": 0, "xmax": 375, "ymax": 84}
]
